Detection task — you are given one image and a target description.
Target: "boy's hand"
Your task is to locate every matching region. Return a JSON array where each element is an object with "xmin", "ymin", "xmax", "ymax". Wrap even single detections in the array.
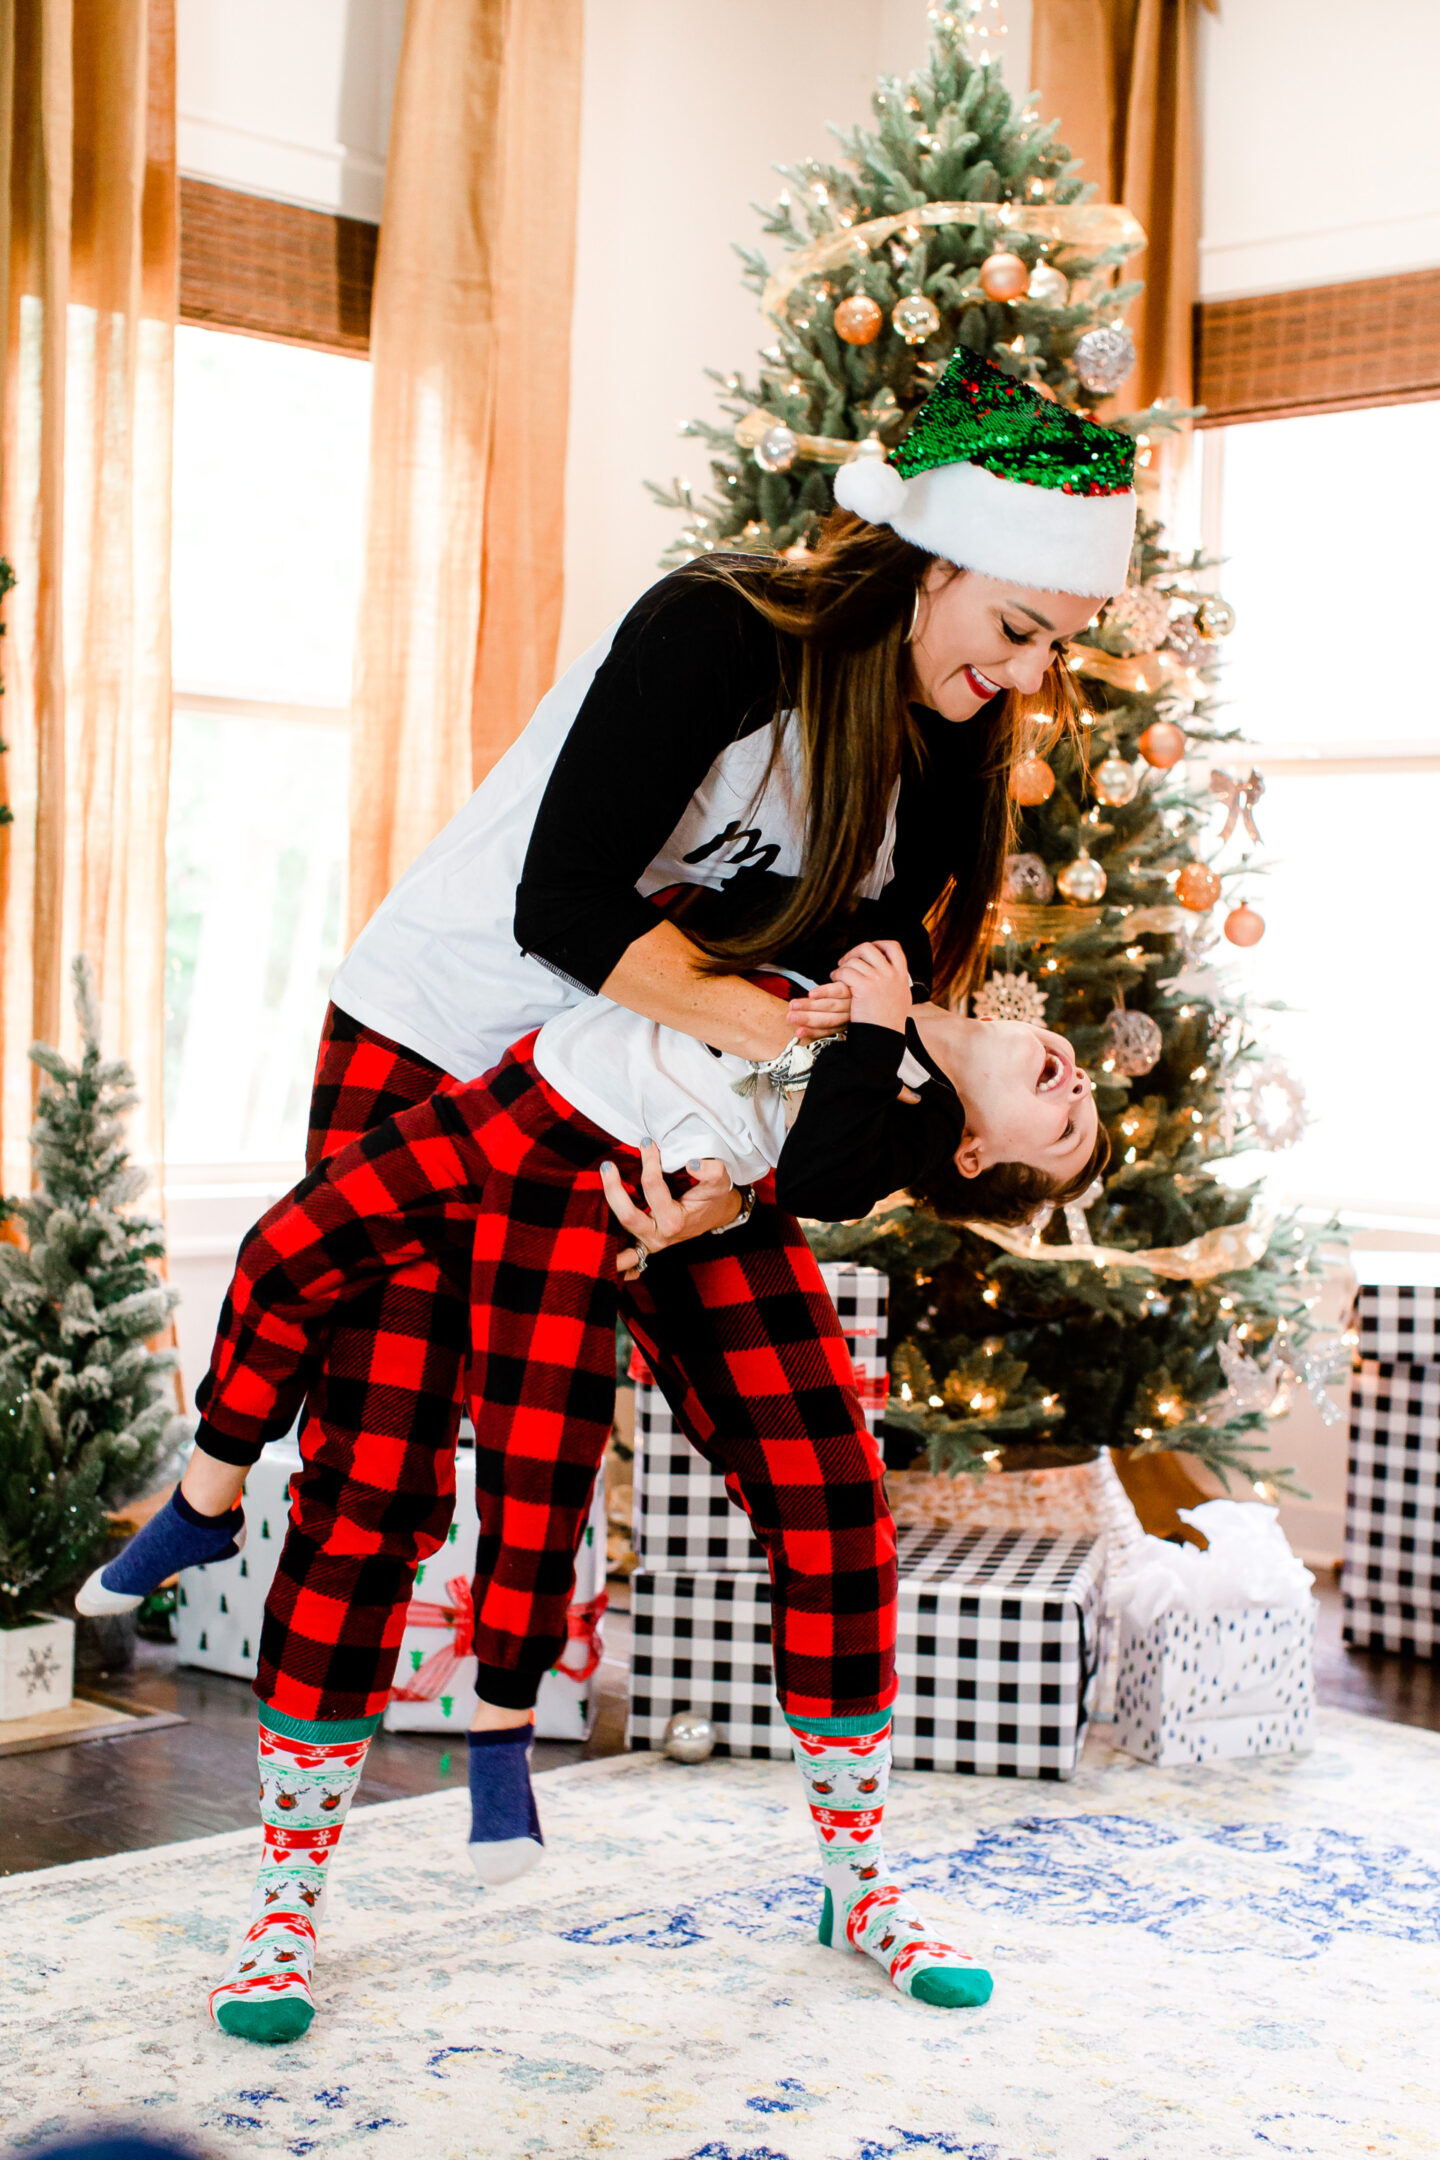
[
  {"xmin": 787, "ymin": 981, "xmax": 851, "ymax": 1043},
  {"xmin": 833, "ymin": 939, "xmax": 914, "ymax": 1034}
]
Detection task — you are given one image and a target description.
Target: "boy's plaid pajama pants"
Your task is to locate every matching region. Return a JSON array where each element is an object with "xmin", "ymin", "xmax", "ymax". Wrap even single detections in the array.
[{"xmin": 199, "ymin": 1004, "xmax": 897, "ymax": 1727}]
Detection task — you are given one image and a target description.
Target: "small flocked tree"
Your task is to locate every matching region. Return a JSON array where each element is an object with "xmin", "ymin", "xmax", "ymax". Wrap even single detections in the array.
[
  {"xmin": 0, "ymin": 959, "xmax": 183, "ymax": 1622},
  {"xmin": 651, "ymin": 6, "xmax": 1336, "ymax": 1487}
]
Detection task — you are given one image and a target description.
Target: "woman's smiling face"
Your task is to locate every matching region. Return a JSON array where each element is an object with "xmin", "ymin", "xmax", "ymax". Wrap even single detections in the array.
[{"xmin": 907, "ymin": 562, "xmax": 1100, "ymax": 720}]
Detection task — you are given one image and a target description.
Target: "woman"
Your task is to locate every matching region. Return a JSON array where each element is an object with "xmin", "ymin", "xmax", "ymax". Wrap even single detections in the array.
[{"xmin": 92, "ymin": 352, "xmax": 1136, "ymax": 2039}]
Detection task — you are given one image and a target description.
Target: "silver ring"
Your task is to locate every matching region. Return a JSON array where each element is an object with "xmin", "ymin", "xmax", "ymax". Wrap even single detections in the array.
[{"xmin": 631, "ymin": 1246, "xmax": 649, "ymax": 1277}]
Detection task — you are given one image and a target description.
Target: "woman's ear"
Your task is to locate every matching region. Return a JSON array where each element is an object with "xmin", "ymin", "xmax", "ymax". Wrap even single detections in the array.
[{"xmin": 954, "ymin": 1130, "xmax": 985, "ymax": 1179}]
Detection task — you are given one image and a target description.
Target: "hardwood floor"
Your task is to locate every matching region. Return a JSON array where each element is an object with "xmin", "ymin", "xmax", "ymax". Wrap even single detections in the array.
[{"xmin": 2, "ymin": 1577, "xmax": 1434, "ymax": 1878}]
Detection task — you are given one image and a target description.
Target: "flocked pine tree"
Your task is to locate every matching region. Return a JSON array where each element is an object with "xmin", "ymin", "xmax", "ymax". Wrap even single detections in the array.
[
  {"xmin": 0, "ymin": 959, "xmax": 183, "ymax": 1622},
  {"xmin": 651, "ymin": 5, "xmax": 1338, "ymax": 1487}
]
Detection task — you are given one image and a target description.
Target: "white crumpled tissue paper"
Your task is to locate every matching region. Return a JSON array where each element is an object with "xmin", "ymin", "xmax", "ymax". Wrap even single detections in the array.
[{"xmin": 1105, "ymin": 1499, "xmax": 1315, "ymax": 1630}]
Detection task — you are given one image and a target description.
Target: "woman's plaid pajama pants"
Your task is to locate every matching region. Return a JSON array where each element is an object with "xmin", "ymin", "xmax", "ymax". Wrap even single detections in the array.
[{"xmin": 195, "ymin": 1005, "xmax": 898, "ymax": 1726}]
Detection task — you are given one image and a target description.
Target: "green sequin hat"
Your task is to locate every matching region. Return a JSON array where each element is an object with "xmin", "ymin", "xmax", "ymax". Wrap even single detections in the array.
[{"xmin": 833, "ymin": 348, "xmax": 1136, "ymax": 597}]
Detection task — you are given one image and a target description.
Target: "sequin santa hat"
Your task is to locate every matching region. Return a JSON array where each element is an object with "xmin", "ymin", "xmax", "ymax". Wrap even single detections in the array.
[{"xmin": 833, "ymin": 348, "xmax": 1136, "ymax": 599}]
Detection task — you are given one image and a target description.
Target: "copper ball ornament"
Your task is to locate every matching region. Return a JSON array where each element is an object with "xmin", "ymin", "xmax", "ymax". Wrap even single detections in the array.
[
  {"xmin": 1175, "ymin": 862, "xmax": 1222, "ymax": 912},
  {"xmin": 1093, "ymin": 755, "xmax": 1140, "ymax": 807},
  {"xmin": 1224, "ymin": 902, "xmax": 1266, "ymax": 947},
  {"xmin": 1010, "ymin": 755, "xmax": 1055, "ymax": 806},
  {"xmin": 979, "ymin": 250, "xmax": 1030, "ymax": 303},
  {"xmin": 892, "ymin": 292, "xmax": 941, "ymax": 344},
  {"xmin": 1027, "ymin": 261, "xmax": 1069, "ymax": 307},
  {"xmin": 834, "ymin": 293, "xmax": 883, "ymax": 346},
  {"xmin": 1138, "ymin": 720, "xmax": 1186, "ymax": 770},
  {"xmin": 1056, "ymin": 850, "xmax": 1108, "ymax": 904}
]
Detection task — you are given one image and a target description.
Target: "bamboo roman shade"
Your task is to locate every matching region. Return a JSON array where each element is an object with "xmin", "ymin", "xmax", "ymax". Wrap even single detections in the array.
[
  {"xmin": 1194, "ymin": 268, "xmax": 1440, "ymax": 426},
  {"xmin": 179, "ymin": 178, "xmax": 376, "ymax": 354}
]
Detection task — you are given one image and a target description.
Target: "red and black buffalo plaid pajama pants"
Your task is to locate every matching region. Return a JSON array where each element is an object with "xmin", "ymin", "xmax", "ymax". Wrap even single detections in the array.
[{"xmin": 195, "ymin": 1005, "xmax": 897, "ymax": 1728}]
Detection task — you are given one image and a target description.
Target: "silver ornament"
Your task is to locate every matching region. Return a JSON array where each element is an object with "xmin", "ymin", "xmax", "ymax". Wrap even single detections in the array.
[
  {"xmin": 1165, "ymin": 612, "xmax": 1208, "ymax": 666},
  {"xmin": 892, "ymin": 292, "xmax": 941, "ymax": 345},
  {"xmin": 1002, "ymin": 851, "xmax": 1054, "ymax": 903},
  {"xmin": 1101, "ymin": 1007, "xmax": 1162, "ymax": 1077},
  {"xmin": 1196, "ymin": 595, "xmax": 1237, "ymax": 640},
  {"xmin": 1093, "ymin": 756, "xmax": 1140, "ymax": 806},
  {"xmin": 1073, "ymin": 324, "xmax": 1136, "ymax": 395},
  {"xmin": 1102, "ymin": 584, "xmax": 1170, "ymax": 655},
  {"xmin": 1027, "ymin": 261, "xmax": 1069, "ymax": 308},
  {"xmin": 971, "ymin": 969, "xmax": 1048, "ymax": 1025},
  {"xmin": 1056, "ymin": 850, "xmax": 1107, "ymax": 904},
  {"xmin": 662, "ymin": 1711, "xmax": 716, "ymax": 1763},
  {"xmin": 754, "ymin": 424, "xmax": 798, "ymax": 474}
]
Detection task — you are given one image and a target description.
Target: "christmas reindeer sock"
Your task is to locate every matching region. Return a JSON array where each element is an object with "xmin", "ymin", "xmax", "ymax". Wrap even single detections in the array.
[
  {"xmin": 788, "ymin": 1716, "xmax": 993, "ymax": 2009},
  {"xmin": 209, "ymin": 1705, "xmax": 379, "ymax": 2045}
]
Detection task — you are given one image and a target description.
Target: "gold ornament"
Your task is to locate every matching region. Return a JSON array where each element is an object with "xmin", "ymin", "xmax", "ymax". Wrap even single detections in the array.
[
  {"xmin": 1093, "ymin": 756, "xmax": 1139, "ymax": 806},
  {"xmin": 1027, "ymin": 261, "xmax": 1069, "ymax": 307},
  {"xmin": 753, "ymin": 423, "xmax": 798, "ymax": 473},
  {"xmin": 1056, "ymin": 850, "xmax": 1108, "ymax": 904},
  {"xmin": 892, "ymin": 292, "xmax": 941, "ymax": 343},
  {"xmin": 834, "ymin": 294, "xmax": 883, "ymax": 345},
  {"xmin": 1138, "ymin": 720, "xmax": 1186, "ymax": 770},
  {"xmin": 1196, "ymin": 595, "xmax": 1237, "ymax": 640},
  {"xmin": 979, "ymin": 250, "xmax": 1030, "ymax": 301},
  {"xmin": 1010, "ymin": 755, "xmax": 1055, "ymax": 806},
  {"xmin": 1175, "ymin": 862, "xmax": 1222, "ymax": 912}
]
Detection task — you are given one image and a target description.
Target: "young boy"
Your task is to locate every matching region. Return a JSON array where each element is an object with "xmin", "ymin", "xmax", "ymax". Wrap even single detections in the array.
[{"xmin": 82, "ymin": 940, "xmax": 1104, "ymax": 2042}]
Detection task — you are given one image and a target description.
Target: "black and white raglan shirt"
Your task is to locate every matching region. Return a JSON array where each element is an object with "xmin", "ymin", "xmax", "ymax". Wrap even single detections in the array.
[{"xmin": 331, "ymin": 565, "xmax": 995, "ymax": 1084}]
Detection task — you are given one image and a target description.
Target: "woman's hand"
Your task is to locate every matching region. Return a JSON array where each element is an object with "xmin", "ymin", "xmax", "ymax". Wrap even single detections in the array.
[
  {"xmin": 833, "ymin": 939, "xmax": 914, "ymax": 1034},
  {"xmin": 787, "ymin": 981, "xmax": 852, "ymax": 1043},
  {"xmin": 601, "ymin": 1145, "xmax": 742, "ymax": 1281}
]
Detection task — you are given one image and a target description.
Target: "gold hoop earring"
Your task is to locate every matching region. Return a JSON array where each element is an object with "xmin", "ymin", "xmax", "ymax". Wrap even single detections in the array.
[{"xmin": 904, "ymin": 590, "xmax": 922, "ymax": 644}]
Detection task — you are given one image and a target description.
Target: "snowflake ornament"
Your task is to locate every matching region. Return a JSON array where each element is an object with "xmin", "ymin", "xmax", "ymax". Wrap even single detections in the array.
[
  {"xmin": 972, "ymin": 970, "xmax": 1048, "ymax": 1025},
  {"xmin": 1247, "ymin": 1058, "xmax": 1307, "ymax": 1151}
]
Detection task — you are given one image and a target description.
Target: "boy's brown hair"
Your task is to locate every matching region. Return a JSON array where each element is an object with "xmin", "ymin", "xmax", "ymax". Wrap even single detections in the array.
[{"xmin": 908, "ymin": 1122, "xmax": 1112, "ymax": 1232}]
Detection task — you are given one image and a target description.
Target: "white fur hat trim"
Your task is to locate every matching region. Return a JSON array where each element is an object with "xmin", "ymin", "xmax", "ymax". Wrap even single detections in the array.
[{"xmin": 836, "ymin": 453, "xmax": 1135, "ymax": 599}]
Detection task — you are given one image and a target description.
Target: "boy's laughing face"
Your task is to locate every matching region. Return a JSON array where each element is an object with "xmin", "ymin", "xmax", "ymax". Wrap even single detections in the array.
[{"xmin": 912, "ymin": 1009, "xmax": 1099, "ymax": 1185}]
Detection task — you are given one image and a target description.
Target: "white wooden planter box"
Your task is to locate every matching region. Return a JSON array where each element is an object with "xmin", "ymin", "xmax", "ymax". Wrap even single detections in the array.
[{"xmin": 0, "ymin": 1613, "xmax": 75, "ymax": 1721}]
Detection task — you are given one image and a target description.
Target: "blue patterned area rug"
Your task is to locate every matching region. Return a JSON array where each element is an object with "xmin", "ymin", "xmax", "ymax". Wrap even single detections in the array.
[{"xmin": 4, "ymin": 1708, "xmax": 1438, "ymax": 2160}]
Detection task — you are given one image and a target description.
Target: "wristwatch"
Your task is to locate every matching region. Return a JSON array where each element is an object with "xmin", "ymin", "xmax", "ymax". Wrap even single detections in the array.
[{"xmin": 711, "ymin": 1183, "xmax": 756, "ymax": 1235}]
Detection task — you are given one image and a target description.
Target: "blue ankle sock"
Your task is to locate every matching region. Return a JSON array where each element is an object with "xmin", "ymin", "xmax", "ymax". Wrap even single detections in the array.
[
  {"xmin": 102, "ymin": 1487, "xmax": 245, "ymax": 1594},
  {"xmin": 466, "ymin": 1726, "xmax": 544, "ymax": 1887}
]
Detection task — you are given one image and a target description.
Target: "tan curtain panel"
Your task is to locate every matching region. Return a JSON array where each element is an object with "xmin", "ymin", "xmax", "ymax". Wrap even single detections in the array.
[
  {"xmin": 348, "ymin": 0, "xmax": 583, "ymax": 942},
  {"xmin": 0, "ymin": 0, "xmax": 176, "ymax": 1187},
  {"xmin": 1031, "ymin": 0, "xmax": 1215, "ymax": 412}
]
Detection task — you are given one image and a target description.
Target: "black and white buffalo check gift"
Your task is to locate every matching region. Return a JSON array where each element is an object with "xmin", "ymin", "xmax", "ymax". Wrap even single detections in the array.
[
  {"xmin": 629, "ymin": 1525, "xmax": 1104, "ymax": 1777},
  {"xmin": 630, "ymin": 1262, "xmax": 888, "ymax": 1574},
  {"xmin": 1342, "ymin": 1358, "xmax": 1440, "ymax": 1656}
]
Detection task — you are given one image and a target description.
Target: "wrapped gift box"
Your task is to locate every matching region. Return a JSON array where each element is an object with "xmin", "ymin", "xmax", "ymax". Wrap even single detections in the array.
[
  {"xmin": 629, "ymin": 1525, "xmax": 1103, "ymax": 1777},
  {"xmin": 1114, "ymin": 1601, "xmax": 1316, "ymax": 1765},
  {"xmin": 631, "ymin": 1263, "xmax": 888, "ymax": 1574},
  {"xmin": 382, "ymin": 1451, "xmax": 608, "ymax": 1739},
  {"xmin": 1355, "ymin": 1275, "xmax": 1440, "ymax": 1364},
  {"xmin": 175, "ymin": 1444, "xmax": 301, "ymax": 1678},
  {"xmin": 1343, "ymin": 1358, "xmax": 1440, "ymax": 1654}
]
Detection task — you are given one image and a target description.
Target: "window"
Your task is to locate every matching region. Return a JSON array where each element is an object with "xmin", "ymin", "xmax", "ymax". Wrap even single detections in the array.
[
  {"xmin": 1201, "ymin": 398, "xmax": 1440, "ymax": 1223},
  {"xmin": 167, "ymin": 324, "xmax": 371, "ymax": 1169}
]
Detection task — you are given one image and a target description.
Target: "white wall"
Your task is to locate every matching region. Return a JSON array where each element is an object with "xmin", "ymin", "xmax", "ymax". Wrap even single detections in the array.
[
  {"xmin": 1198, "ymin": 0, "xmax": 1440, "ymax": 299},
  {"xmin": 176, "ymin": 0, "xmax": 405, "ymax": 222}
]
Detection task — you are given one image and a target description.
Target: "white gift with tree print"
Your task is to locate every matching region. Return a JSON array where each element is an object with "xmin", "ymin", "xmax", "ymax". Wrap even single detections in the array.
[{"xmin": 175, "ymin": 1444, "xmax": 301, "ymax": 1680}]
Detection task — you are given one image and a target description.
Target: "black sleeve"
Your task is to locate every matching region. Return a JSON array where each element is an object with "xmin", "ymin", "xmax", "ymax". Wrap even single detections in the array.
[
  {"xmin": 514, "ymin": 570, "xmax": 786, "ymax": 994},
  {"xmin": 772, "ymin": 1023, "xmax": 964, "ymax": 1221}
]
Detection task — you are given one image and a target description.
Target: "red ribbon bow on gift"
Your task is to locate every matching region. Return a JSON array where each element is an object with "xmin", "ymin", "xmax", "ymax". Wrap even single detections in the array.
[
  {"xmin": 390, "ymin": 1575, "xmax": 475, "ymax": 1702},
  {"xmin": 389, "ymin": 1576, "xmax": 609, "ymax": 1701}
]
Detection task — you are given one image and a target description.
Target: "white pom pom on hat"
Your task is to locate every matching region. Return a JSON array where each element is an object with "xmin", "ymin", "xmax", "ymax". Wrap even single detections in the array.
[{"xmin": 833, "ymin": 454, "xmax": 907, "ymax": 524}]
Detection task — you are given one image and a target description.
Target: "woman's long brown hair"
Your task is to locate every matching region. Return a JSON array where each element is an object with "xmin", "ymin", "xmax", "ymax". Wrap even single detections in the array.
[{"xmin": 676, "ymin": 511, "xmax": 1084, "ymax": 1004}]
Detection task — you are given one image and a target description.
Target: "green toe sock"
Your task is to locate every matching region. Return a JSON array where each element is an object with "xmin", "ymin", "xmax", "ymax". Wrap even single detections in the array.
[
  {"xmin": 215, "ymin": 1995, "xmax": 315, "ymax": 2044},
  {"xmin": 911, "ymin": 1965, "xmax": 994, "ymax": 2009}
]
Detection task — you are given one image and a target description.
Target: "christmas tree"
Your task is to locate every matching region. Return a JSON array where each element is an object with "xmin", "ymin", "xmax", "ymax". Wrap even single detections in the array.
[
  {"xmin": 0, "ymin": 959, "xmax": 183, "ymax": 1623},
  {"xmin": 651, "ymin": 7, "xmax": 1336, "ymax": 1487}
]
